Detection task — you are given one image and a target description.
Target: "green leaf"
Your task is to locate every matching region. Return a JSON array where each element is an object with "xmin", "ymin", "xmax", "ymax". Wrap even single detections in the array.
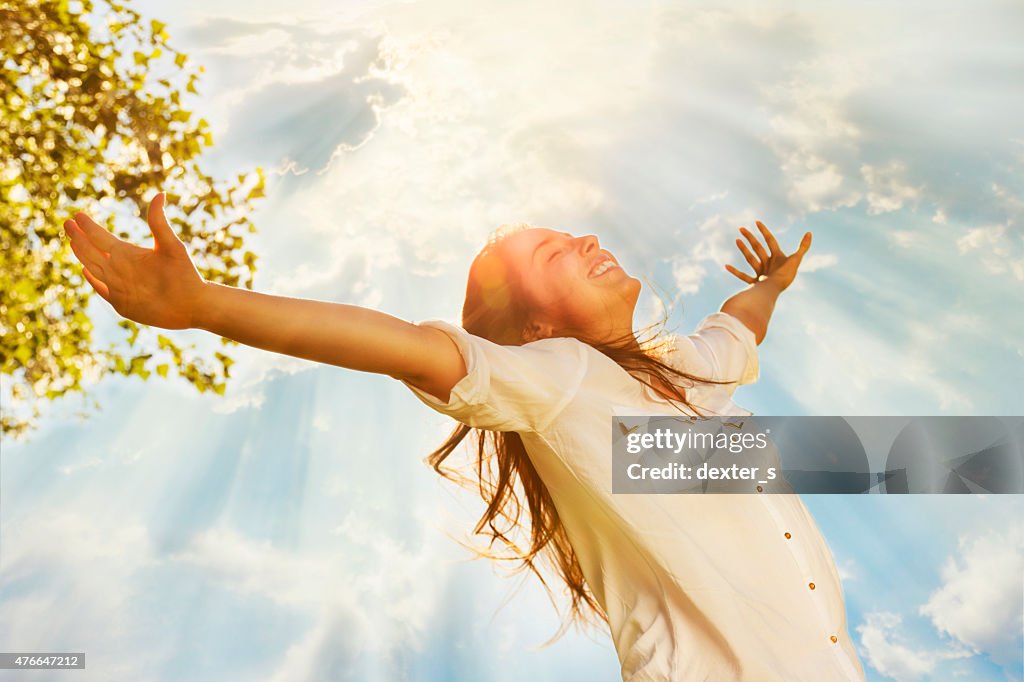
[
  {"xmin": 14, "ymin": 345, "xmax": 31, "ymax": 365},
  {"xmin": 151, "ymin": 20, "xmax": 168, "ymax": 42}
]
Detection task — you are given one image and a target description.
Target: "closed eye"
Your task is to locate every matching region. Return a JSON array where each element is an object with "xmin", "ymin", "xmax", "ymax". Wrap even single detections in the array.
[
  {"xmin": 549, "ymin": 241, "xmax": 572, "ymax": 262},
  {"xmin": 540, "ymin": 233, "xmax": 575, "ymax": 264}
]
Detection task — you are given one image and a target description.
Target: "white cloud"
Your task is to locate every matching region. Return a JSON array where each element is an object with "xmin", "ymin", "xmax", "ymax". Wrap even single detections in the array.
[
  {"xmin": 211, "ymin": 345, "xmax": 314, "ymax": 414},
  {"xmin": 800, "ymin": 253, "xmax": 838, "ymax": 272},
  {"xmin": 887, "ymin": 231, "xmax": 921, "ymax": 248},
  {"xmin": 671, "ymin": 260, "xmax": 706, "ymax": 295},
  {"xmin": 782, "ymin": 296, "xmax": 974, "ymax": 414},
  {"xmin": 955, "ymin": 223, "xmax": 1024, "ymax": 282},
  {"xmin": 861, "ymin": 161, "xmax": 922, "ymax": 216},
  {"xmin": 992, "ymin": 181, "xmax": 1024, "ymax": 223},
  {"xmin": 688, "ymin": 190, "xmax": 728, "ymax": 211},
  {"xmin": 0, "ymin": 510, "xmax": 165, "ymax": 674},
  {"xmin": 0, "ymin": 497, "xmax": 455, "ymax": 681},
  {"xmin": 856, "ymin": 522, "xmax": 1024, "ymax": 681},
  {"xmin": 835, "ymin": 556, "xmax": 858, "ymax": 583},
  {"xmin": 782, "ymin": 152, "xmax": 860, "ymax": 215},
  {"xmin": 901, "ymin": 312, "xmax": 975, "ymax": 347},
  {"xmin": 763, "ymin": 51, "xmax": 868, "ymax": 215},
  {"xmin": 264, "ymin": 610, "xmax": 372, "ymax": 682},
  {"xmin": 168, "ymin": 511, "xmax": 451, "ymax": 680},
  {"xmin": 919, "ymin": 523, "xmax": 1024, "ymax": 670},
  {"xmin": 57, "ymin": 455, "xmax": 105, "ymax": 475},
  {"xmin": 858, "ymin": 611, "xmax": 974, "ymax": 681},
  {"xmin": 956, "ymin": 224, "xmax": 1007, "ymax": 254}
]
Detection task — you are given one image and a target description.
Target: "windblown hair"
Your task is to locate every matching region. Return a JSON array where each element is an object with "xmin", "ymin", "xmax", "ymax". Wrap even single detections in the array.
[{"xmin": 424, "ymin": 223, "xmax": 734, "ymax": 644}]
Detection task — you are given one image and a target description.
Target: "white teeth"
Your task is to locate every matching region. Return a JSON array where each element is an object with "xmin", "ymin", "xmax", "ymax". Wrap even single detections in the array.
[{"xmin": 591, "ymin": 259, "xmax": 615, "ymax": 277}]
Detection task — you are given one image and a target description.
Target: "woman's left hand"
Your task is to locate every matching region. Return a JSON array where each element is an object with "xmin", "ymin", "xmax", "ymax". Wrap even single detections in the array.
[{"xmin": 724, "ymin": 221, "xmax": 812, "ymax": 292}]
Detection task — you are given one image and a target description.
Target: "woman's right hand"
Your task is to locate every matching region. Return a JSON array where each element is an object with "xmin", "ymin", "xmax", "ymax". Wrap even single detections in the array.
[{"xmin": 64, "ymin": 192, "xmax": 207, "ymax": 330}]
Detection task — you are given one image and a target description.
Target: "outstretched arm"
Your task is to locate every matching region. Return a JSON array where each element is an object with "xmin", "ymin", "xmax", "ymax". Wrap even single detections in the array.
[
  {"xmin": 720, "ymin": 220, "xmax": 812, "ymax": 345},
  {"xmin": 63, "ymin": 193, "xmax": 467, "ymax": 402}
]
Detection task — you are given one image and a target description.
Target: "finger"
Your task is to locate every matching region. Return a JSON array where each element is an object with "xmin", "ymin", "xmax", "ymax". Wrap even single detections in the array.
[
  {"xmin": 788, "ymin": 233, "xmax": 813, "ymax": 273},
  {"xmin": 739, "ymin": 227, "xmax": 770, "ymax": 263},
  {"xmin": 755, "ymin": 221, "xmax": 781, "ymax": 256},
  {"xmin": 147, "ymin": 192, "xmax": 183, "ymax": 253},
  {"xmin": 72, "ymin": 211, "xmax": 125, "ymax": 254},
  {"xmin": 65, "ymin": 220, "xmax": 110, "ymax": 277},
  {"xmin": 82, "ymin": 266, "xmax": 111, "ymax": 300},
  {"xmin": 724, "ymin": 263, "xmax": 757, "ymax": 284},
  {"xmin": 795, "ymin": 231, "xmax": 812, "ymax": 257},
  {"xmin": 735, "ymin": 238, "xmax": 761, "ymax": 272}
]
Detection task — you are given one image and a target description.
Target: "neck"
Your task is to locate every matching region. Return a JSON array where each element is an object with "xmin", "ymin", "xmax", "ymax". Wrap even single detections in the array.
[{"xmin": 592, "ymin": 318, "xmax": 640, "ymax": 350}]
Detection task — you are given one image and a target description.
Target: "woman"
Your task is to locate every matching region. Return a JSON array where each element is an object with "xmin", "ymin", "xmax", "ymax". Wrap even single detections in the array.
[{"xmin": 63, "ymin": 194, "xmax": 866, "ymax": 681}]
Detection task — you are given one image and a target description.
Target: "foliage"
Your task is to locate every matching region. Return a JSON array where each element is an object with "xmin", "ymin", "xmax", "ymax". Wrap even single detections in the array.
[{"xmin": 1, "ymin": 0, "xmax": 265, "ymax": 438}]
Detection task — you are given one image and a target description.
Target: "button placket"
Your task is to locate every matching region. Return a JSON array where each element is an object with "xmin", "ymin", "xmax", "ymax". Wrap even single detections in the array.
[
  {"xmin": 760, "ymin": 498, "xmax": 862, "ymax": 679},
  {"xmin": 756, "ymin": 495, "xmax": 840, "ymax": 660}
]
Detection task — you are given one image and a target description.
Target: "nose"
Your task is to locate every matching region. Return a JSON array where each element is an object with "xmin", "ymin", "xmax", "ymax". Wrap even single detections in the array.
[{"xmin": 578, "ymin": 234, "xmax": 599, "ymax": 255}]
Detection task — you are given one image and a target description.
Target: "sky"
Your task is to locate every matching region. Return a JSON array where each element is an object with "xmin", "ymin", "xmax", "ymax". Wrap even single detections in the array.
[{"xmin": 2, "ymin": 0, "xmax": 1024, "ymax": 680}]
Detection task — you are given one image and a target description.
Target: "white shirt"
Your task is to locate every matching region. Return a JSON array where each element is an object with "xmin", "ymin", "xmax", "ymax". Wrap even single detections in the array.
[{"xmin": 402, "ymin": 312, "xmax": 866, "ymax": 681}]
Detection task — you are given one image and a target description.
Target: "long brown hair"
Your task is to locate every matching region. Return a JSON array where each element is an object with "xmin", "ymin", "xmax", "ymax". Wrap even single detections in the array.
[{"xmin": 424, "ymin": 224, "xmax": 734, "ymax": 644}]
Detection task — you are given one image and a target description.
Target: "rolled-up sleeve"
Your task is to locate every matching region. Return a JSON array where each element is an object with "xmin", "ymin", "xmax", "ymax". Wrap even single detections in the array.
[
  {"xmin": 400, "ymin": 319, "xmax": 589, "ymax": 433},
  {"xmin": 671, "ymin": 312, "xmax": 759, "ymax": 395}
]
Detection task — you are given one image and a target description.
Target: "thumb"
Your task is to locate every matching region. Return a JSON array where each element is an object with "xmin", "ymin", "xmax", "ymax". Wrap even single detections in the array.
[
  {"xmin": 147, "ymin": 192, "xmax": 183, "ymax": 252},
  {"xmin": 792, "ymin": 231, "xmax": 812, "ymax": 262}
]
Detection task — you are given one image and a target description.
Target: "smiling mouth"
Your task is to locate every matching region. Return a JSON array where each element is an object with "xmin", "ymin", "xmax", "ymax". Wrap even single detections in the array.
[{"xmin": 589, "ymin": 259, "xmax": 620, "ymax": 278}]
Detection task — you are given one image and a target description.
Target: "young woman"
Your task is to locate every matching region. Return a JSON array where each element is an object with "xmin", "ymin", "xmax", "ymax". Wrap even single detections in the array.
[{"xmin": 63, "ymin": 194, "xmax": 866, "ymax": 681}]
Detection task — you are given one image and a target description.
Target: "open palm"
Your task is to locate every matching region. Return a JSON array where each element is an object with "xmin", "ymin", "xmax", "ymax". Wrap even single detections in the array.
[
  {"xmin": 725, "ymin": 220, "xmax": 812, "ymax": 291},
  {"xmin": 64, "ymin": 193, "xmax": 206, "ymax": 329}
]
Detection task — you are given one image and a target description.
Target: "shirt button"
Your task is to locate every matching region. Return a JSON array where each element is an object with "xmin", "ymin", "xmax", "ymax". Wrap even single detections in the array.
[
  {"xmin": 784, "ymin": 532, "xmax": 792, "ymax": 539},
  {"xmin": 830, "ymin": 635, "xmax": 838, "ymax": 644},
  {"xmin": 808, "ymin": 582, "xmax": 816, "ymax": 590},
  {"xmin": 756, "ymin": 485, "xmax": 764, "ymax": 492}
]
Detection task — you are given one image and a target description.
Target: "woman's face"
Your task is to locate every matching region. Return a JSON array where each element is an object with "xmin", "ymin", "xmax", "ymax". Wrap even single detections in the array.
[{"xmin": 500, "ymin": 227, "xmax": 642, "ymax": 343}]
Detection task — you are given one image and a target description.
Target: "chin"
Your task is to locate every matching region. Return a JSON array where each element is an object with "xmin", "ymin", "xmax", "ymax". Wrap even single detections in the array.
[
  {"xmin": 623, "ymin": 276, "xmax": 643, "ymax": 306},
  {"xmin": 626, "ymin": 275, "xmax": 642, "ymax": 296}
]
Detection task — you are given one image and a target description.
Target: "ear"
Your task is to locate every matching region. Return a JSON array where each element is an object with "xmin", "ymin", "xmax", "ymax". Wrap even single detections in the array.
[{"xmin": 522, "ymin": 319, "xmax": 555, "ymax": 344}]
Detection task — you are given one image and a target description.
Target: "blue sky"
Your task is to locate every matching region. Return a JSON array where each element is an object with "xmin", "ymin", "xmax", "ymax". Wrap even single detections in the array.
[{"xmin": 2, "ymin": 1, "xmax": 1023, "ymax": 680}]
